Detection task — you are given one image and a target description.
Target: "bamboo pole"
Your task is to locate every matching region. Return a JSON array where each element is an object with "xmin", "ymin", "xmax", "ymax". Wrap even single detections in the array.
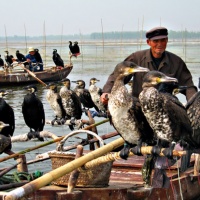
[
  {"xmin": 4, "ymin": 137, "xmax": 124, "ymax": 200},
  {"xmin": 0, "ymin": 119, "xmax": 109, "ymax": 163},
  {"xmin": 4, "ymin": 138, "xmax": 186, "ymax": 200}
]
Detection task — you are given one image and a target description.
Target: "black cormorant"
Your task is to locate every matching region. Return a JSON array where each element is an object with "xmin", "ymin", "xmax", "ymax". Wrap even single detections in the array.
[
  {"xmin": 16, "ymin": 50, "xmax": 26, "ymax": 62},
  {"xmin": 0, "ymin": 55, "xmax": 4, "ymax": 67},
  {"xmin": 108, "ymin": 61, "xmax": 155, "ymax": 159},
  {"xmin": 139, "ymin": 71, "xmax": 197, "ymax": 170},
  {"xmin": 69, "ymin": 41, "xmax": 80, "ymax": 63},
  {"xmin": 60, "ymin": 78, "xmax": 82, "ymax": 120},
  {"xmin": 22, "ymin": 85, "xmax": 45, "ymax": 141},
  {"xmin": 89, "ymin": 77, "xmax": 106, "ymax": 113},
  {"xmin": 0, "ymin": 122, "xmax": 11, "ymax": 154},
  {"xmin": 0, "ymin": 90, "xmax": 15, "ymax": 155},
  {"xmin": 46, "ymin": 82, "xmax": 73, "ymax": 130},
  {"xmin": 34, "ymin": 49, "xmax": 42, "ymax": 63},
  {"xmin": 52, "ymin": 49, "xmax": 64, "ymax": 67},
  {"xmin": 4, "ymin": 51, "xmax": 13, "ymax": 66},
  {"xmin": 72, "ymin": 79, "xmax": 100, "ymax": 112}
]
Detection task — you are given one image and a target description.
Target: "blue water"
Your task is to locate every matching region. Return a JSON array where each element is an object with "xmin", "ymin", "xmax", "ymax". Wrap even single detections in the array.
[{"xmin": 0, "ymin": 40, "xmax": 200, "ymax": 173}]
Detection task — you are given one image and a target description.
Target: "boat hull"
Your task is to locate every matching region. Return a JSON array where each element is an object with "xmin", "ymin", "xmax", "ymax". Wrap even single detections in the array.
[{"xmin": 0, "ymin": 66, "xmax": 72, "ymax": 86}]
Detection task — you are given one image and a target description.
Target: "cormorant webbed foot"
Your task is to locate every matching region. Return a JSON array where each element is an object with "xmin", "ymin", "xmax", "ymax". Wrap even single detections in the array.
[
  {"xmin": 27, "ymin": 131, "xmax": 44, "ymax": 141},
  {"xmin": 119, "ymin": 143, "xmax": 130, "ymax": 160},
  {"xmin": 151, "ymin": 145, "xmax": 161, "ymax": 156},
  {"xmin": 131, "ymin": 145, "xmax": 142, "ymax": 156}
]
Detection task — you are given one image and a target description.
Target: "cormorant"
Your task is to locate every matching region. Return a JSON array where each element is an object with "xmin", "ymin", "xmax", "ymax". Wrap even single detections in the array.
[
  {"xmin": 139, "ymin": 71, "xmax": 198, "ymax": 170},
  {"xmin": 0, "ymin": 55, "xmax": 4, "ymax": 67},
  {"xmin": 69, "ymin": 41, "xmax": 80, "ymax": 63},
  {"xmin": 0, "ymin": 122, "xmax": 11, "ymax": 154},
  {"xmin": 52, "ymin": 49, "xmax": 64, "ymax": 67},
  {"xmin": 72, "ymin": 79, "xmax": 100, "ymax": 112},
  {"xmin": 46, "ymin": 82, "xmax": 73, "ymax": 130},
  {"xmin": 4, "ymin": 51, "xmax": 13, "ymax": 67},
  {"xmin": 34, "ymin": 49, "xmax": 43, "ymax": 63},
  {"xmin": 73, "ymin": 41, "xmax": 80, "ymax": 55},
  {"xmin": 185, "ymin": 91, "xmax": 200, "ymax": 146},
  {"xmin": 22, "ymin": 85, "xmax": 45, "ymax": 141},
  {"xmin": 0, "ymin": 90, "xmax": 15, "ymax": 155},
  {"xmin": 108, "ymin": 61, "xmax": 155, "ymax": 159},
  {"xmin": 89, "ymin": 77, "xmax": 107, "ymax": 113},
  {"xmin": 60, "ymin": 78, "xmax": 82, "ymax": 120},
  {"xmin": 16, "ymin": 50, "xmax": 26, "ymax": 62}
]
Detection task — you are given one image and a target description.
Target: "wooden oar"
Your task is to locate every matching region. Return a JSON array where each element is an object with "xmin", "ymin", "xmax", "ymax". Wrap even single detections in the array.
[
  {"xmin": 0, "ymin": 119, "xmax": 109, "ymax": 163},
  {"xmin": 18, "ymin": 63, "xmax": 47, "ymax": 86}
]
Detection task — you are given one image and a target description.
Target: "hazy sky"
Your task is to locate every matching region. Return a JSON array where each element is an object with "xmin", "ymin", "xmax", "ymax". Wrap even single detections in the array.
[{"xmin": 0, "ymin": 0, "xmax": 199, "ymax": 36}]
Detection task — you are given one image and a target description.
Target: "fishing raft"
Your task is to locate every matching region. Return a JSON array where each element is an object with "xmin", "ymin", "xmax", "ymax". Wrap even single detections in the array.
[{"xmin": 0, "ymin": 121, "xmax": 200, "ymax": 200}]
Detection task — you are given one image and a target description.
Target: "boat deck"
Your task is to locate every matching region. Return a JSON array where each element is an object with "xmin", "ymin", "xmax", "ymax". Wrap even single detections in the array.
[{"xmin": 1, "ymin": 155, "xmax": 199, "ymax": 200}]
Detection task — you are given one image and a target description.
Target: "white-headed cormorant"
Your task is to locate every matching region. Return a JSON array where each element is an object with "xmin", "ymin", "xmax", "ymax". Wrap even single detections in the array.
[
  {"xmin": 72, "ymin": 79, "xmax": 100, "ymax": 112},
  {"xmin": 89, "ymin": 77, "xmax": 107, "ymax": 113},
  {"xmin": 22, "ymin": 85, "xmax": 45, "ymax": 141},
  {"xmin": 60, "ymin": 78, "xmax": 82, "ymax": 120},
  {"xmin": 108, "ymin": 61, "xmax": 155, "ymax": 159},
  {"xmin": 46, "ymin": 82, "xmax": 73, "ymax": 130}
]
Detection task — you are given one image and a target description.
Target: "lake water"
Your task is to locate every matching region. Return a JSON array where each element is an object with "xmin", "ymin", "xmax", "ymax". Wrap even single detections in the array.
[{"xmin": 0, "ymin": 40, "xmax": 200, "ymax": 174}]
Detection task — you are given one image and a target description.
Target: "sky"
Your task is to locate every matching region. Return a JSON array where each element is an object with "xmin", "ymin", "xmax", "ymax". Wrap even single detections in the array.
[{"xmin": 0, "ymin": 0, "xmax": 200, "ymax": 37}]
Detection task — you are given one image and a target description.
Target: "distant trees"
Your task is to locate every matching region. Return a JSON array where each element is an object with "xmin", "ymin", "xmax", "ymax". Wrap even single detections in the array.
[{"xmin": 0, "ymin": 30, "xmax": 200, "ymax": 41}]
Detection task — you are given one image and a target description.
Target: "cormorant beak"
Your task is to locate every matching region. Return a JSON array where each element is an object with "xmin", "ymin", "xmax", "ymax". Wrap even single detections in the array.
[
  {"xmin": 129, "ymin": 66, "xmax": 149, "ymax": 73},
  {"xmin": 159, "ymin": 76, "xmax": 178, "ymax": 84}
]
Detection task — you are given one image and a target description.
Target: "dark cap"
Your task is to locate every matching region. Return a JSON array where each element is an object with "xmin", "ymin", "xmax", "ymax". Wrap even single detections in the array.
[{"xmin": 146, "ymin": 27, "xmax": 168, "ymax": 40}]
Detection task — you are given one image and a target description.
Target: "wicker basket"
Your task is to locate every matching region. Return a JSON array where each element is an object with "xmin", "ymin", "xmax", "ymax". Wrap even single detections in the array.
[{"xmin": 48, "ymin": 130, "xmax": 113, "ymax": 187}]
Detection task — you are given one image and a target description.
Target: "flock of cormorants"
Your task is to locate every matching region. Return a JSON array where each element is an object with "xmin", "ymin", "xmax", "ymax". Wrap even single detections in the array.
[
  {"xmin": 0, "ymin": 41, "xmax": 80, "ymax": 69},
  {"xmin": 0, "ymin": 76, "xmax": 107, "ymax": 155},
  {"xmin": 108, "ymin": 61, "xmax": 200, "ymax": 178},
  {"xmin": 0, "ymin": 59, "xmax": 200, "ymax": 183}
]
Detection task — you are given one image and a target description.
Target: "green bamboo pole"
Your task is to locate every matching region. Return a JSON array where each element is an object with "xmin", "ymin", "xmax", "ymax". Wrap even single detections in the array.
[{"xmin": 0, "ymin": 119, "xmax": 109, "ymax": 163}]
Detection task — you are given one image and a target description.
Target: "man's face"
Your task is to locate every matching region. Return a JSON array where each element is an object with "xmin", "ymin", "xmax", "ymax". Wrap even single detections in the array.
[
  {"xmin": 147, "ymin": 38, "xmax": 168, "ymax": 58},
  {"xmin": 29, "ymin": 51, "xmax": 35, "ymax": 55}
]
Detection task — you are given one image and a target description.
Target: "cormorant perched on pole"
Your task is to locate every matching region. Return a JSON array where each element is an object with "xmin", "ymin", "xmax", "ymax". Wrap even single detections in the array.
[
  {"xmin": 22, "ymin": 85, "xmax": 45, "ymax": 141},
  {"xmin": 72, "ymin": 79, "xmax": 100, "ymax": 112},
  {"xmin": 52, "ymin": 49, "xmax": 64, "ymax": 68},
  {"xmin": 46, "ymin": 82, "xmax": 74, "ymax": 130},
  {"xmin": 139, "ymin": 71, "xmax": 198, "ymax": 171},
  {"xmin": 108, "ymin": 61, "xmax": 154, "ymax": 159},
  {"xmin": 4, "ymin": 51, "xmax": 13, "ymax": 67},
  {"xmin": 69, "ymin": 41, "xmax": 80, "ymax": 64},
  {"xmin": 0, "ymin": 90, "xmax": 15, "ymax": 155},
  {"xmin": 60, "ymin": 78, "xmax": 82, "ymax": 120},
  {"xmin": 89, "ymin": 77, "xmax": 107, "ymax": 114}
]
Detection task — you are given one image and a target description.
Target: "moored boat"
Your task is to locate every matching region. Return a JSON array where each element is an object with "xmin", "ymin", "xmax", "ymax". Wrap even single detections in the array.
[{"xmin": 0, "ymin": 65, "xmax": 73, "ymax": 86}]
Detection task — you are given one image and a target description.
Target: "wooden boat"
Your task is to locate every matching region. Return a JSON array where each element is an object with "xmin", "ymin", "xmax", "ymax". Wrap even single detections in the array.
[
  {"xmin": 0, "ymin": 131, "xmax": 200, "ymax": 200},
  {"xmin": 0, "ymin": 65, "xmax": 73, "ymax": 86}
]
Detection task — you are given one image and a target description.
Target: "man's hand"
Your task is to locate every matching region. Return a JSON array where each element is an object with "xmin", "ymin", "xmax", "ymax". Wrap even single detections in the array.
[{"xmin": 100, "ymin": 93, "xmax": 110, "ymax": 105}]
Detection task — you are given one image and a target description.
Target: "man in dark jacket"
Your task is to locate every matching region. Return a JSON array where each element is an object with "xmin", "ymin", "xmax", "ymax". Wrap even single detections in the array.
[{"xmin": 101, "ymin": 27, "xmax": 197, "ymax": 103}]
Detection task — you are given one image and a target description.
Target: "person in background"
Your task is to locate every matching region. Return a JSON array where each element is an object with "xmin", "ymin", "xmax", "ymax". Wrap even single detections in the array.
[
  {"xmin": 25, "ymin": 47, "xmax": 43, "ymax": 72},
  {"xmin": 0, "ymin": 55, "xmax": 4, "ymax": 67},
  {"xmin": 101, "ymin": 26, "xmax": 197, "ymax": 104}
]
